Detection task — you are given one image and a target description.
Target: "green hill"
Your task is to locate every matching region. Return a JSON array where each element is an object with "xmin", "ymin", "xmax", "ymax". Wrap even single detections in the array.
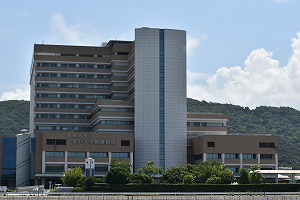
[
  {"xmin": 188, "ymin": 98, "xmax": 300, "ymax": 168},
  {"xmin": 1, "ymin": 99, "xmax": 300, "ymax": 168},
  {"xmin": 0, "ymin": 100, "xmax": 29, "ymax": 135}
]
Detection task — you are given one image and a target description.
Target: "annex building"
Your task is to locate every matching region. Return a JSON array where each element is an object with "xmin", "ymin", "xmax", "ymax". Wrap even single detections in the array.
[{"xmin": 0, "ymin": 28, "xmax": 279, "ymax": 188}]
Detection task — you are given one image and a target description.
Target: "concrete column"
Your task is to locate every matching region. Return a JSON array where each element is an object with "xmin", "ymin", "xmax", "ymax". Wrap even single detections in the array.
[
  {"xmin": 239, "ymin": 153, "xmax": 243, "ymax": 169},
  {"xmin": 42, "ymin": 151, "xmax": 45, "ymax": 173},
  {"xmin": 130, "ymin": 152, "xmax": 134, "ymax": 173},
  {"xmin": 221, "ymin": 153, "xmax": 225, "ymax": 164},
  {"xmin": 257, "ymin": 154, "xmax": 261, "ymax": 166},
  {"xmin": 203, "ymin": 153, "xmax": 207, "ymax": 162},
  {"xmin": 64, "ymin": 151, "xmax": 68, "ymax": 171},
  {"xmin": 108, "ymin": 152, "xmax": 112, "ymax": 171}
]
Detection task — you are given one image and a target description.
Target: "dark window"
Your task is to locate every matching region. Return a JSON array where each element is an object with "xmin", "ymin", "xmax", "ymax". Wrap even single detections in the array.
[
  {"xmin": 56, "ymin": 139, "xmax": 66, "ymax": 145},
  {"xmin": 207, "ymin": 141, "xmax": 215, "ymax": 147},
  {"xmin": 46, "ymin": 139, "xmax": 66, "ymax": 145},
  {"xmin": 193, "ymin": 154, "xmax": 203, "ymax": 161},
  {"xmin": 46, "ymin": 139, "xmax": 55, "ymax": 145},
  {"xmin": 259, "ymin": 142, "xmax": 275, "ymax": 148},
  {"xmin": 261, "ymin": 154, "xmax": 275, "ymax": 159},
  {"xmin": 121, "ymin": 140, "xmax": 130, "ymax": 146}
]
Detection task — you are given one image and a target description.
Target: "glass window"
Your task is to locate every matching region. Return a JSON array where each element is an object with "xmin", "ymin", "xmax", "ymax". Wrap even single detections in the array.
[
  {"xmin": 90, "ymin": 152, "xmax": 108, "ymax": 158},
  {"xmin": 45, "ymin": 165, "xmax": 64, "ymax": 173},
  {"xmin": 243, "ymin": 154, "xmax": 257, "ymax": 159},
  {"xmin": 259, "ymin": 142, "xmax": 275, "ymax": 148},
  {"xmin": 207, "ymin": 142, "xmax": 215, "ymax": 147},
  {"xmin": 111, "ymin": 152, "xmax": 130, "ymax": 158},
  {"xmin": 260, "ymin": 154, "xmax": 275, "ymax": 160},
  {"xmin": 225, "ymin": 153, "xmax": 239, "ymax": 159},
  {"xmin": 206, "ymin": 153, "xmax": 221, "ymax": 159},
  {"xmin": 45, "ymin": 151, "xmax": 64, "ymax": 157},
  {"xmin": 121, "ymin": 140, "xmax": 130, "ymax": 146},
  {"xmin": 68, "ymin": 152, "xmax": 86, "ymax": 158},
  {"xmin": 95, "ymin": 165, "xmax": 109, "ymax": 173}
]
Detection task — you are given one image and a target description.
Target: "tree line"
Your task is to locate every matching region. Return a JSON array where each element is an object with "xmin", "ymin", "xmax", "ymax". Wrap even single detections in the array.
[{"xmin": 61, "ymin": 160, "xmax": 263, "ymax": 191}]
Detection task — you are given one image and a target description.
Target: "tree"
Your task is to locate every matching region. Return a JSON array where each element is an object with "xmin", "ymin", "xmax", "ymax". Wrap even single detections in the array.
[
  {"xmin": 129, "ymin": 173, "xmax": 152, "ymax": 184},
  {"xmin": 61, "ymin": 167, "xmax": 83, "ymax": 187},
  {"xmin": 183, "ymin": 173, "xmax": 195, "ymax": 184},
  {"xmin": 198, "ymin": 161, "xmax": 236, "ymax": 184},
  {"xmin": 239, "ymin": 168, "xmax": 250, "ymax": 184},
  {"xmin": 249, "ymin": 165, "xmax": 263, "ymax": 184},
  {"xmin": 137, "ymin": 161, "xmax": 163, "ymax": 176},
  {"xmin": 161, "ymin": 166, "xmax": 186, "ymax": 184},
  {"xmin": 134, "ymin": 161, "xmax": 163, "ymax": 184},
  {"xmin": 105, "ymin": 159, "xmax": 131, "ymax": 184},
  {"xmin": 82, "ymin": 176, "xmax": 96, "ymax": 191}
]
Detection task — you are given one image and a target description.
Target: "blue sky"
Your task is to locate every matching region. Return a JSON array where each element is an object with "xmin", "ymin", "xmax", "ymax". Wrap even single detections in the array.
[{"xmin": 1, "ymin": 0, "xmax": 300, "ymax": 109}]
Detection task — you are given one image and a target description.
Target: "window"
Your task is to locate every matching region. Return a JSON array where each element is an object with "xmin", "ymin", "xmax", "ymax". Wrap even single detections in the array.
[
  {"xmin": 207, "ymin": 141, "xmax": 215, "ymax": 147},
  {"xmin": 95, "ymin": 165, "xmax": 109, "ymax": 173},
  {"xmin": 111, "ymin": 152, "xmax": 130, "ymax": 158},
  {"xmin": 243, "ymin": 154, "xmax": 257, "ymax": 159},
  {"xmin": 46, "ymin": 139, "xmax": 55, "ymax": 145},
  {"xmin": 260, "ymin": 154, "xmax": 275, "ymax": 160},
  {"xmin": 68, "ymin": 152, "xmax": 86, "ymax": 158},
  {"xmin": 193, "ymin": 154, "xmax": 203, "ymax": 161},
  {"xmin": 45, "ymin": 165, "xmax": 64, "ymax": 173},
  {"xmin": 259, "ymin": 142, "xmax": 275, "ymax": 148},
  {"xmin": 46, "ymin": 139, "xmax": 66, "ymax": 145},
  {"xmin": 45, "ymin": 151, "xmax": 64, "ymax": 157},
  {"xmin": 225, "ymin": 153, "xmax": 239, "ymax": 159},
  {"xmin": 90, "ymin": 152, "xmax": 108, "ymax": 158},
  {"xmin": 121, "ymin": 140, "xmax": 130, "ymax": 146},
  {"xmin": 206, "ymin": 153, "xmax": 221, "ymax": 159}
]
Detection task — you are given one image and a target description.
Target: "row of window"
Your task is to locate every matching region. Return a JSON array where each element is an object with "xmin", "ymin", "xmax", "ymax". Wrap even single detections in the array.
[
  {"xmin": 37, "ymin": 103, "xmax": 92, "ymax": 109},
  {"xmin": 37, "ymin": 62, "xmax": 111, "ymax": 69},
  {"xmin": 99, "ymin": 120, "xmax": 134, "ymax": 125},
  {"xmin": 46, "ymin": 140, "xmax": 130, "ymax": 147},
  {"xmin": 259, "ymin": 142, "xmax": 276, "ymax": 148},
  {"xmin": 193, "ymin": 153, "xmax": 274, "ymax": 160},
  {"xmin": 36, "ymin": 114, "xmax": 88, "ymax": 119},
  {"xmin": 36, "ymin": 126, "xmax": 91, "ymax": 131},
  {"xmin": 45, "ymin": 151, "xmax": 130, "ymax": 158},
  {"xmin": 99, "ymin": 107, "xmax": 134, "ymax": 113},
  {"xmin": 187, "ymin": 122, "xmax": 225, "ymax": 127},
  {"xmin": 207, "ymin": 142, "xmax": 276, "ymax": 149},
  {"xmin": 36, "ymin": 93, "xmax": 109, "ymax": 99},
  {"xmin": 37, "ymin": 73, "xmax": 112, "ymax": 79},
  {"xmin": 45, "ymin": 164, "xmax": 109, "ymax": 173},
  {"xmin": 37, "ymin": 83, "xmax": 111, "ymax": 89}
]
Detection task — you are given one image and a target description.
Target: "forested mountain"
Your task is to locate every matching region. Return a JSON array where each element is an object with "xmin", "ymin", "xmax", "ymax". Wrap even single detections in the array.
[
  {"xmin": 1, "ymin": 99, "xmax": 300, "ymax": 168},
  {"xmin": 0, "ymin": 100, "xmax": 29, "ymax": 135},
  {"xmin": 188, "ymin": 98, "xmax": 300, "ymax": 169}
]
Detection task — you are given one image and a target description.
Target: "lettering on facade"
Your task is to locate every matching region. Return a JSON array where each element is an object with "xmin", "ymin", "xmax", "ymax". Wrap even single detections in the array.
[{"xmin": 68, "ymin": 133, "xmax": 116, "ymax": 145}]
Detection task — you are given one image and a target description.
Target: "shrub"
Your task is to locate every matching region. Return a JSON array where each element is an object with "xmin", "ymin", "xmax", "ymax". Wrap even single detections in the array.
[{"xmin": 72, "ymin": 187, "xmax": 84, "ymax": 192}]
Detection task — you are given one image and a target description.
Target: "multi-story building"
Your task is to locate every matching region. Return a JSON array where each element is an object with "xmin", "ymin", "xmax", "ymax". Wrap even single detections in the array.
[
  {"xmin": 27, "ymin": 27, "xmax": 186, "ymax": 186},
  {"xmin": 12, "ymin": 27, "xmax": 278, "ymax": 187}
]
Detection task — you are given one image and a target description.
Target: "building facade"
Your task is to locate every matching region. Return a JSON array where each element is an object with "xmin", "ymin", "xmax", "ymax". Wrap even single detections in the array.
[
  {"xmin": 11, "ymin": 27, "xmax": 278, "ymax": 187},
  {"xmin": 28, "ymin": 27, "xmax": 187, "ymax": 185}
]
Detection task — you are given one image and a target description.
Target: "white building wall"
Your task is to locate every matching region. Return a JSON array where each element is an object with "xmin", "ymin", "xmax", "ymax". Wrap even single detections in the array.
[
  {"xmin": 134, "ymin": 28, "xmax": 186, "ymax": 170},
  {"xmin": 134, "ymin": 28, "xmax": 160, "ymax": 170},
  {"xmin": 164, "ymin": 29, "xmax": 187, "ymax": 169}
]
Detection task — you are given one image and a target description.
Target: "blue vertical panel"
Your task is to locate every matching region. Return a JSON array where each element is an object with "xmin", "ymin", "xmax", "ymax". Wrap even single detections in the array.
[
  {"xmin": 2, "ymin": 137, "xmax": 17, "ymax": 179},
  {"xmin": 159, "ymin": 29, "xmax": 165, "ymax": 170}
]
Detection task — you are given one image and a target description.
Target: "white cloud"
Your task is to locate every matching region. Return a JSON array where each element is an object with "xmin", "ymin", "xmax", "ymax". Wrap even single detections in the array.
[
  {"xmin": 49, "ymin": 13, "xmax": 101, "ymax": 45},
  {"xmin": 0, "ymin": 89, "xmax": 30, "ymax": 101},
  {"xmin": 187, "ymin": 34, "xmax": 206, "ymax": 57},
  {"xmin": 187, "ymin": 32, "xmax": 300, "ymax": 110}
]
